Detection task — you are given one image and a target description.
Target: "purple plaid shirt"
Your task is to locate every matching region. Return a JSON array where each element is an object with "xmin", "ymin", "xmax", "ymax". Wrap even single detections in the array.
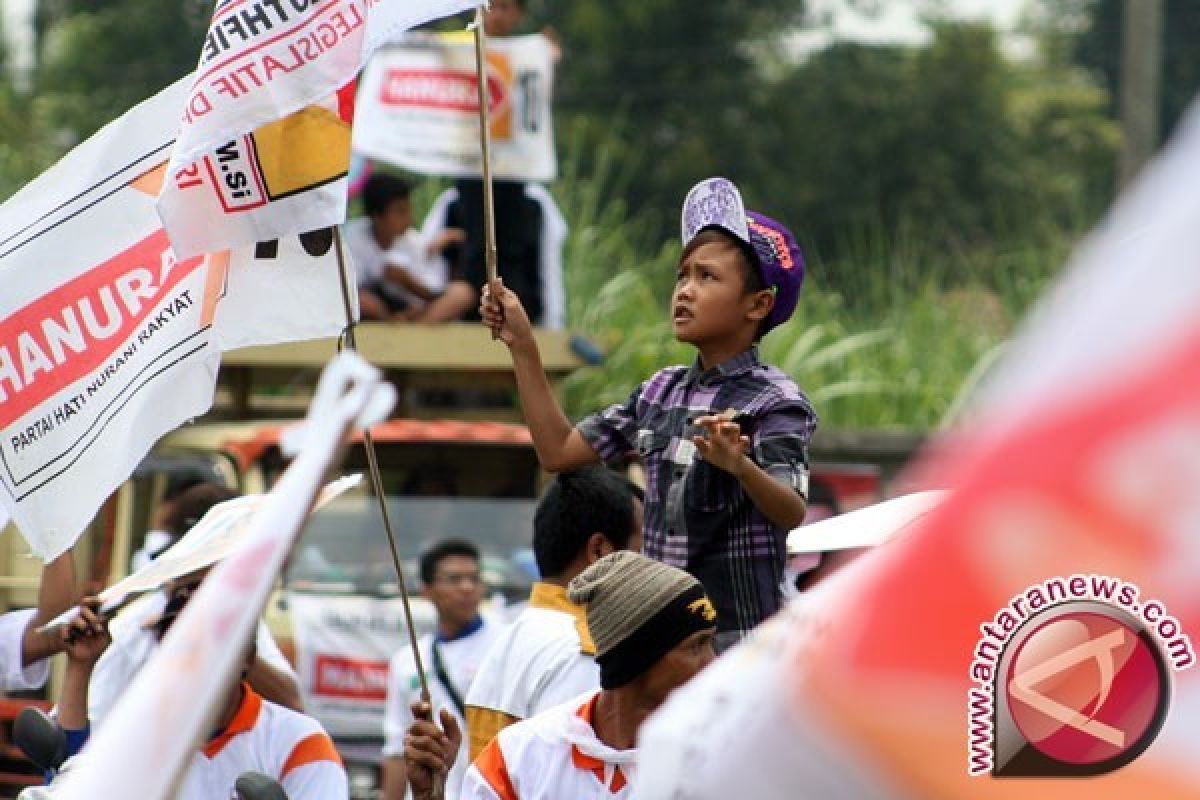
[{"xmin": 578, "ymin": 348, "xmax": 817, "ymax": 634}]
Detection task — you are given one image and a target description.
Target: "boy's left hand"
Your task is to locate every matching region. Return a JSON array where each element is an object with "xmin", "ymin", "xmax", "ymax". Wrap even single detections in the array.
[{"xmin": 693, "ymin": 412, "xmax": 750, "ymax": 477}]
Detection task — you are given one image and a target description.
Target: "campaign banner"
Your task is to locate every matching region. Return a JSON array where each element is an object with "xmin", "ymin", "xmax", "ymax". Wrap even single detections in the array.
[
  {"xmin": 0, "ymin": 79, "xmax": 223, "ymax": 562},
  {"xmin": 0, "ymin": 76, "xmax": 352, "ymax": 562},
  {"xmin": 157, "ymin": 85, "xmax": 355, "ymax": 259},
  {"xmin": 289, "ymin": 591, "xmax": 436, "ymax": 737},
  {"xmin": 161, "ymin": 0, "xmax": 478, "ymax": 257},
  {"xmin": 353, "ymin": 32, "xmax": 557, "ymax": 182},
  {"xmin": 53, "ymin": 353, "xmax": 395, "ymax": 800},
  {"xmin": 638, "ymin": 105, "xmax": 1200, "ymax": 797}
]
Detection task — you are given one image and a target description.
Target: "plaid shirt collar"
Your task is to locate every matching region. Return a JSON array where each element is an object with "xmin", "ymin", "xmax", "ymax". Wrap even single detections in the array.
[{"xmin": 684, "ymin": 347, "xmax": 761, "ymax": 387}]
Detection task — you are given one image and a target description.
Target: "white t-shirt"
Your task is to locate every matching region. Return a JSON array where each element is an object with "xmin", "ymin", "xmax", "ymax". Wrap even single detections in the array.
[
  {"xmin": 382, "ymin": 617, "xmax": 506, "ymax": 799},
  {"xmin": 343, "ymin": 217, "xmax": 447, "ymax": 307},
  {"xmin": 178, "ymin": 686, "xmax": 347, "ymax": 800},
  {"xmin": 465, "ymin": 584, "xmax": 599, "ymax": 726},
  {"xmin": 461, "ymin": 691, "xmax": 635, "ymax": 800},
  {"xmin": 87, "ymin": 592, "xmax": 298, "ymax": 727},
  {"xmin": 0, "ymin": 608, "xmax": 50, "ymax": 692}
]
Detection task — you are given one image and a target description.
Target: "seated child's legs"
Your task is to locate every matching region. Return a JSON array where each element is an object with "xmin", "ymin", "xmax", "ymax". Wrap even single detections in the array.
[{"xmin": 413, "ymin": 280, "xmax": 478, "ymax": 323}]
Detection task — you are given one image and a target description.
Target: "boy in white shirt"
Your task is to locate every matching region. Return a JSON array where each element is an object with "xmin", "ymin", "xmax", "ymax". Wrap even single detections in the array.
[{"xmin": 343, "ymin": 174, "xmax": 465, "ymax": 321}]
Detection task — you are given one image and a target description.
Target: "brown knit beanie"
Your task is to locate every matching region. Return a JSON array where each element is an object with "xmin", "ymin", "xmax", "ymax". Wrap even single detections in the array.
[{"xmin": 568, "ymin": 551, "xmax": 716, "ymax": 688}]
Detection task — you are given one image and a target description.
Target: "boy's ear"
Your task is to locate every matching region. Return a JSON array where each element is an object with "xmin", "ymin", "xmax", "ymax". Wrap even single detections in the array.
[
  {"xmin": 746, "ymin": 289, "xmax": 775, "ymax": 323},
  {"xmin": 586, "ymin": 532, "xmax": 615, "ymax": 564}
]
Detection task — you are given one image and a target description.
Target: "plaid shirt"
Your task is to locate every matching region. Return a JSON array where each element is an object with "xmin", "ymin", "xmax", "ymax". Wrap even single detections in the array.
[{"xmin": 578, "ymin": 348, "xmax": 817, "ymax": 635}]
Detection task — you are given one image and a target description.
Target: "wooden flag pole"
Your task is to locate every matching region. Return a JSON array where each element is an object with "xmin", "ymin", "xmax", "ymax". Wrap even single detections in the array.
[
  {"xmin": 472, "ymin": 5, "xmax": 499, "ymax": 290},
  {"xmin": 331, "ymin": 228, "xmax": 445, "ymax": 797}
]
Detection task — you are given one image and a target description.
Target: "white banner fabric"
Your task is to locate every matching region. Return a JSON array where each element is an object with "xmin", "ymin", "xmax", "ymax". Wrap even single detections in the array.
[
  {"xmin": 0, "ymin": 76, "xmax": 351, "ymax": 561},
  {"xmin": 353, "ymin": 32, "xmax": 557, "ymax": 182},
  {"xmin": 161, "ymin": 0, "xmax": 478, "ymax": 257},
  {"xmin": 289, "ymin": 591, "xmax": 436, "ymax": 738}
]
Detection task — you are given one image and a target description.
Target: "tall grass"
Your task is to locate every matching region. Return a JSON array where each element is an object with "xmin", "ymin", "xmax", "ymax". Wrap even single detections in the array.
[{"xmin": 549, "ymin": 120, "xmax": 1079, "ymax": 431}]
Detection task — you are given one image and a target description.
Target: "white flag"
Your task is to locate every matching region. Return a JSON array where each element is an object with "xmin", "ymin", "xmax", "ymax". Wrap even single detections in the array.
[
  {"xmin": 160, "ymin": 0, "xmax": 478, "ymax": 257},
  {"xmin": 52, "ymin": 352, "xmax": 395, "ymax": 800},
  {"xmin": 0, "ymin": 77, "xmax": 350, "ymax": 560}
]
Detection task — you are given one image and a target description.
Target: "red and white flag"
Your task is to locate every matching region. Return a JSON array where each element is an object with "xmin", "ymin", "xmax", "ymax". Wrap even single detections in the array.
[
  {"xmin": 639, "ymin": 103, "xmax": 1200, "ymax": 798},
  {"xmin": 0, "ymin": 77, "xmax": 349, "ymax": 560},
  {"xmin": 159, "ymin": 0, "xmax": 478, "ymax": 257}
]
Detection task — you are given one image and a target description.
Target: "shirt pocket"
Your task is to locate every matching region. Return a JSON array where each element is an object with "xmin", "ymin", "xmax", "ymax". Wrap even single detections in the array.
[{"xmin": 635, "ymin": 429, "xmax": 672, "ymax": 502}]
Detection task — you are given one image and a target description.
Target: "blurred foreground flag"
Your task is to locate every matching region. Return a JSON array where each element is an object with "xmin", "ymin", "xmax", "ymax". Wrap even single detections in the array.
[
  {"xmin": 158, "ymin": 0, "xmax": 478, "ymax": 257},
  {"xmin": 52, "ymin": 353, "xmax": 394, "ymax": 800},
  {"xmin": 637, "ymin": 103, "xmax": 1200, "ymax": 797},
  {"xmin": 0, "ymin": 77, "xmax": 349, "ymax": 561}
]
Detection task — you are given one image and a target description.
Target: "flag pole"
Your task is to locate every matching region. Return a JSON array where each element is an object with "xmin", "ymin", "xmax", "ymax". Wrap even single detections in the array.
[
  {"xmin": 331, "ymin": 227, "xmax": 436, "ymax": 712},
  {"xmin": 472, "ymin": 5, "xmax": 499, "ymax": 290}
]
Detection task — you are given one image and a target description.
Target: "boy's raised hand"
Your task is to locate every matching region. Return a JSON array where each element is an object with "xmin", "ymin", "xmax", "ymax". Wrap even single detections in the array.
[
  {"xmin": 693, "ymin": 411, "xmax": 751, "ymax": 477},
  {"xmin": 480, "ymin": 280, "xmax": 533, "ymax": 348}
]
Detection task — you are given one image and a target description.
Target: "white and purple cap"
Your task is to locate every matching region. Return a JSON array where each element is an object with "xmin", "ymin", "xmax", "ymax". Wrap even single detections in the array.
[{"xmin": 681, "ymin": 177, "xmax": 805, "ymax": 335}]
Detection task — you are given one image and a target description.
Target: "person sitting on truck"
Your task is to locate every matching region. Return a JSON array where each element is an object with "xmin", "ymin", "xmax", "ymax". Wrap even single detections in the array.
[
  {"xmin": 404, "ymin": 552, "xmax": 717, "ymax": 800},
  {"xmin": 44, "ymin": 588, "xmax": 348, "ymax": 800},
  {"xmin": 87, "ymin": 484, "xmax": 304, "ymax": 724},
  {"xmin": 463, "ymin": 467, "xmax": 643, "ymax": 761},
  {"xmin": 0, "ymin": 550, "xmax": 77, "ymax": 692},
  {"xmin": 382, "ymin": 539, "xmax": 507, "ymax": 800},
  {"xmin": 345, "ymin": 173, "xmax": 469, "ymax": 321}
]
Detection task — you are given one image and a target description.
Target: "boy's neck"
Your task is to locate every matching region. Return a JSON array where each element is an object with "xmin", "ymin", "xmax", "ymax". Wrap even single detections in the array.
[
  {"xmin": 370, "ymin": 219, "xmax": 397, "ymax": 250},
  {"xmin": 696, "ymin": 339, "xmax": 755, "ymax": 371}
]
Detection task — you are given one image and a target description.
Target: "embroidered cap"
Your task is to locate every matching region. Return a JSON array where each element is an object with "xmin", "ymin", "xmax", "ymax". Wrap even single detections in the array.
[{"xmin": 681, "ymin": 177, "xmax": 805, "ymax": 335}]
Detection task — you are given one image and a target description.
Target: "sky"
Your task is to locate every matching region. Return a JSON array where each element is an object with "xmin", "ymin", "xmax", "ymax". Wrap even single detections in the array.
[{"xmin": 789, "ymin": 0, "xmax": 1035, "ymax": 58}]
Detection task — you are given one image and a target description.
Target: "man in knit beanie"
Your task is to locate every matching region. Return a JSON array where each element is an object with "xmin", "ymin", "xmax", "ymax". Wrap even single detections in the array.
[{"xmin": 405, "ymin": 552, "xmax": 717, "ymax": 800}]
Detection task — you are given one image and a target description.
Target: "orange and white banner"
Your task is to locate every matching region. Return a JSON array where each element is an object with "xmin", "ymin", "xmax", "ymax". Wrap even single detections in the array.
[
  {"xmin": 353, "ymin": 32, "xmax": 557, "ymax": 182},
  {"xmin": 639, "ymin": 104, "xmax": 1200, "ymax": 797},
  {"xmin": 52, "ymin": 352, "xmax": 395, "ymax": 800},
  {"xmin": 0, "ymin": 77, "xmax": 348, "ymax": 561},
  {"xmin": 157, "ymin": 83, "xmax": 356, "ymax": 259},
  {"xmin": 161, "ymin": 0, "xmax": 478, "ymax": 257}
]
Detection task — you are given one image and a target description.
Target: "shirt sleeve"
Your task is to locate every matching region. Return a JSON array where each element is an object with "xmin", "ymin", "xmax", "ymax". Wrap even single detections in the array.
[
  {"xmin": 461, "ymin": 738, "xmax": 513, "ymax": 800},
  {"xmin": 576, "ymin": 381, "xmax": 645, "ymax": 466},
  {"xmin": 382, "ymin": 650, "xmax": 417, "ymax": 757},
  {"xmin": 0, "ymin": 609, "xmax": 50, "ymax": 692},
  {"xmin": 281, "ymin": 756, "xmax": 349, "ymax": 800},
  {"xmin": 752, "ymin": 401, "xmax": 818, "ymax": 499}
]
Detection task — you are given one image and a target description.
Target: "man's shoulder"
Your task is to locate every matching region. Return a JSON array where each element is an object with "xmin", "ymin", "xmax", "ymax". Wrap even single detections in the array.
[
  {"xmin": 260, "ymin": 696, "xmax": 331, "ymax": 742},
  {"xmin": 475, "ymin": 608, "xmax": 580, "ymax": 672}
]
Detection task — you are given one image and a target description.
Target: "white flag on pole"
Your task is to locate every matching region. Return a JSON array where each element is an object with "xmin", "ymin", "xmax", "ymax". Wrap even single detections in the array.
[
  {"xmin": 0, "ymin": 76, "xmax": 350, "ymax": 561},
  {"xmin": 52, "ymin": 352, "xmax": 394, "ymax": 800},
  {"xmin": 159, "ymin": 0, "xmax": 479, "ymax": 257}
]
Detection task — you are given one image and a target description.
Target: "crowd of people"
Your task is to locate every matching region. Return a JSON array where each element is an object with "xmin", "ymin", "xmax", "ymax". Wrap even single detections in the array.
[{"xmin": 0, "ymin": 168, "xmax": 828, "ymax": 799}]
